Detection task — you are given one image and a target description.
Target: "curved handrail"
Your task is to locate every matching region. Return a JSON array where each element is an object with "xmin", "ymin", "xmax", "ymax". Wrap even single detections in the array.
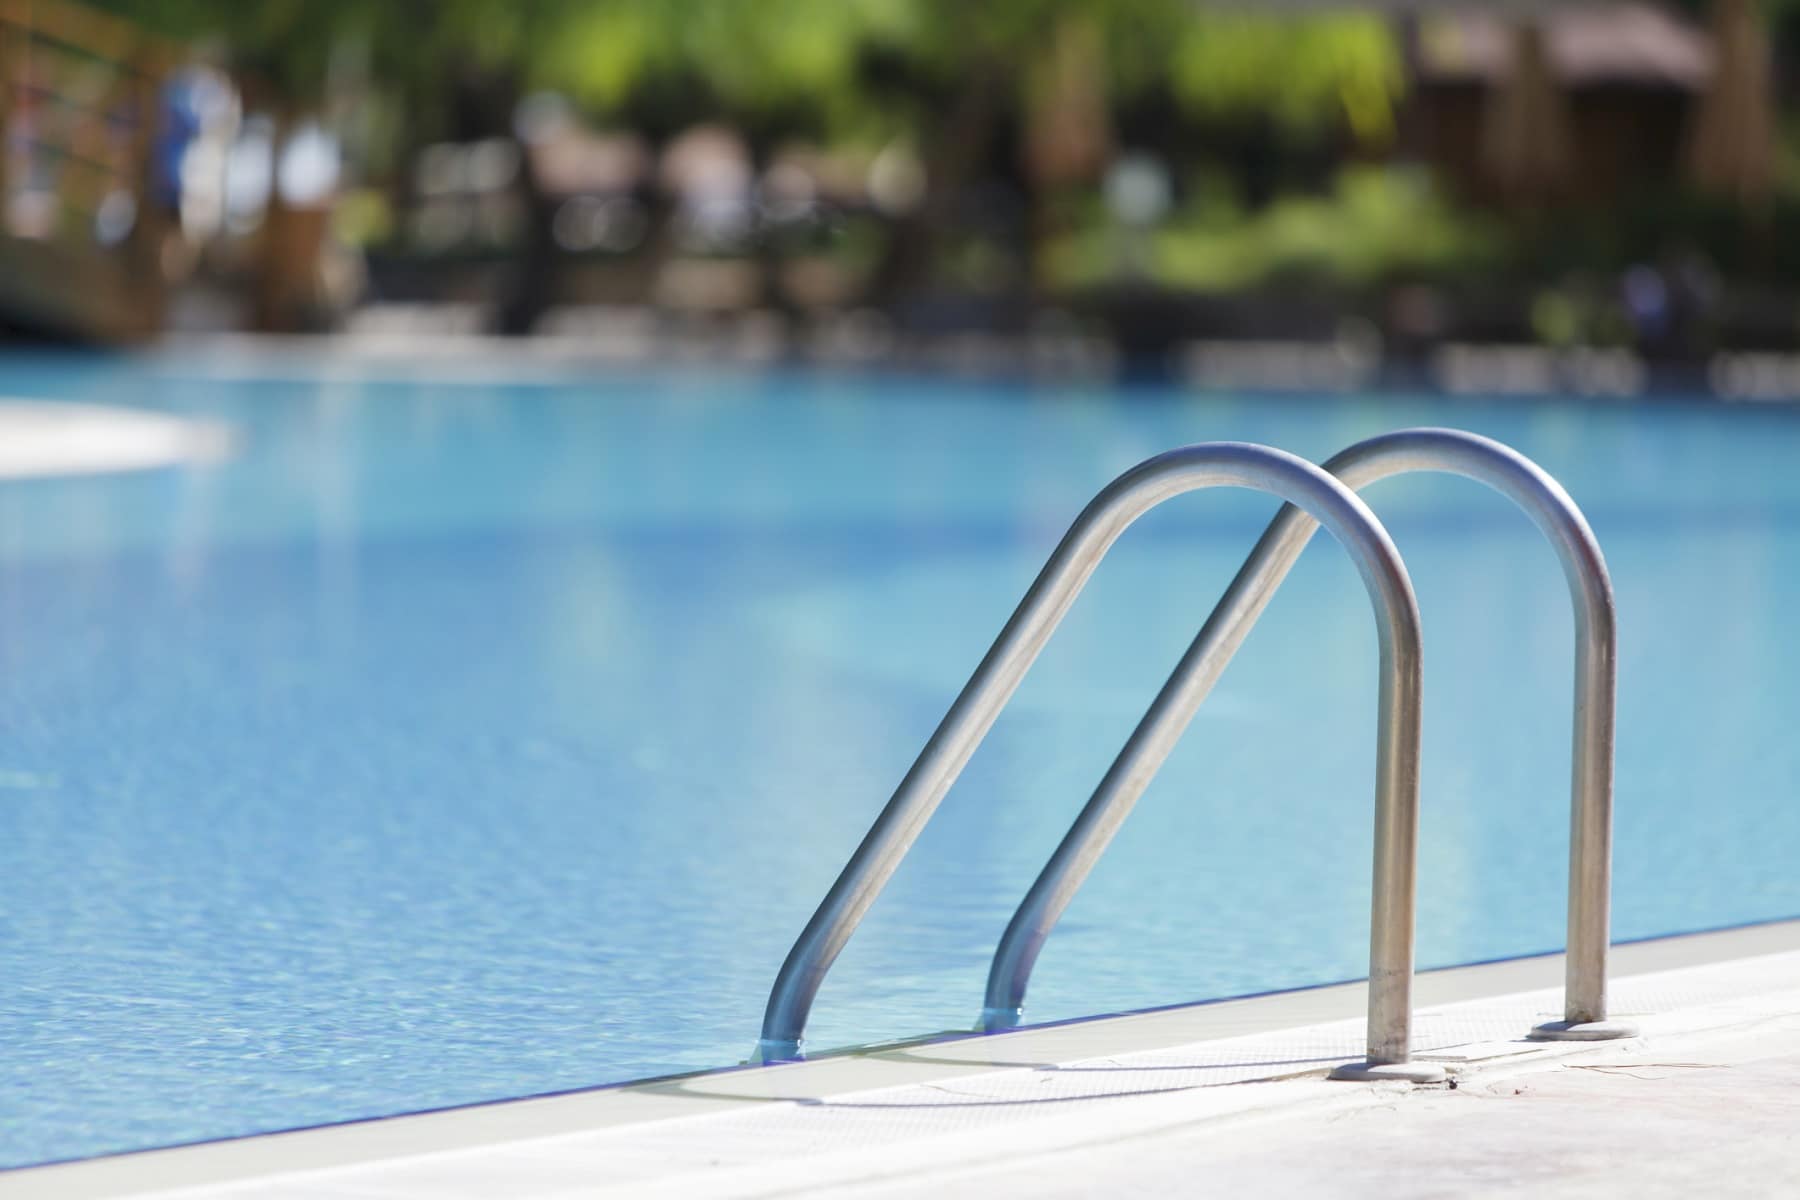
[
  {"xmin": 982, "ymin": 428, "xmax": 1632, "ymax": 1044},
  {"xmin": 757, "ymin": 442, "xmax": 1431, "ymax": 1076}
]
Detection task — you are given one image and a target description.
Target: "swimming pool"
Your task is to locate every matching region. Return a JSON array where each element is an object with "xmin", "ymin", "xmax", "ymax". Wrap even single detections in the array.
[{"xmin": 4, "ymin": 352, "xmax": 1798, "ymax": 1167}]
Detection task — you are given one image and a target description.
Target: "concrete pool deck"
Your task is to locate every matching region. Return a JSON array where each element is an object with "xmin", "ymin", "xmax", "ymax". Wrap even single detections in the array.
[{"xmin": 12, "ymin": 918, "xmax": 1800, "ymax": 1199}]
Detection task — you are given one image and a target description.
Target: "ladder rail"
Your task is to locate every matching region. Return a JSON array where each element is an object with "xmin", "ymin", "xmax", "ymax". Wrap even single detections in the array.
[
  {"xmin": 757, "ymin": 442, "xmax": 1430, "ymax": 1076},
  {"xmin": 981, "ymin": 428, "xmax": 1632, "ymax": 1043}
]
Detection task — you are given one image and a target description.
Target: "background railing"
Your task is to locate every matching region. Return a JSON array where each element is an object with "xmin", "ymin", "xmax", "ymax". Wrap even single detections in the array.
[{"xmin": 0, "ymin": 0, "xmax": 171, "ymax": 338}]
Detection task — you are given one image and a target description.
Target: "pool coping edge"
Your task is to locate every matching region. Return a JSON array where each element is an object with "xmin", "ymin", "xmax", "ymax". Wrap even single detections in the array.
[{"xmin": 11, "ymin": 917, "xmax": 1800, "ymax": 1199}]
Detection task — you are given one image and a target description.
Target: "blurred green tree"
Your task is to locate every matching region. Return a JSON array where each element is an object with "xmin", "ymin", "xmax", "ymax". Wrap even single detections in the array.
[{"xmin": 93, "ymin": 0, "xmax": 1410, "ymax": 308}]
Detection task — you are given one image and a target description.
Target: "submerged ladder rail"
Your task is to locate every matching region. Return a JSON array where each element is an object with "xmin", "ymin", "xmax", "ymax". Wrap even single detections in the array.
[
  {"xmin": 756, "ymin": 442, "xmax": 1440, "ymax": 1081},
  {"xmin": 982, "ymin": 427, "xmax": 1634, "ymax": 1044}
]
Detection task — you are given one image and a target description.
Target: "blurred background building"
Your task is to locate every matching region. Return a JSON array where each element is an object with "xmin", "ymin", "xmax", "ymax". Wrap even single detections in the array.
[{"xmin": 1, "ymin": 0, "xmax": 1795, "ymax": 390}]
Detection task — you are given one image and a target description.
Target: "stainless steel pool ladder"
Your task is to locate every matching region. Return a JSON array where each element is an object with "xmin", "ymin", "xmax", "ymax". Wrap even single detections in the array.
[
  {"xmin": 755, "ymin": 441, "xmax": 1440, "ymax": 1082},
  {"xmin": 755, "ymin": 429, "xmax": 1633, "ymax": 1082},
  {"xmin": 981, "ymin": 428, "xmax": 1636, "ymax": 1046}
]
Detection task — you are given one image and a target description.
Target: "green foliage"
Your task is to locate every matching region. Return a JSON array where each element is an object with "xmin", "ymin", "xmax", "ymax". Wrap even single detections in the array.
[
  {"xmin": 95, "ymin": 0, "xmax": 534, "ymax": 97},
  {"xmin": 94, "ymin": 0, "xmax": 1397, "ymax": 144},
  {"xmin": 501, "ymin": 1, "xmax": 938, "ymax": 156},
  {"xmin": 1168, "ymin": 13, "xmax": 1404, "ymax": 144},
  {"xmin": 528, "ymin": 1, "xmax": 899, "ymax": 120},
  {"xmin": 541, "ymin": 2, "xmax": 1408, "ymax": 149},
  {"xmin": 1048, "ymin": 166, "xmax": 1504, "ymax": 294}
]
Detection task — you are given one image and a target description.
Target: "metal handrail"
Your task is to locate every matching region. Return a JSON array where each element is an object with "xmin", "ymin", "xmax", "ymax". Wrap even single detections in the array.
[
  {"xmin": 982, "ymin": 428, "xmax": 1635, "ymax": 1045},
  {"xmin": 757, "ymin": 442, "xmax": 1443, "ymax": 1082}
]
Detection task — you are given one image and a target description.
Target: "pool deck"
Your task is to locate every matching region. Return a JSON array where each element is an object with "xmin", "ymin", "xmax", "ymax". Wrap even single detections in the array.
[
  {"xmin": 12, "ymin": 918, "xmax": 1800, "ymax": 1199},
  {"xmin": 0, "ymin": 400, "xmax": 233, "ymax": 479}
]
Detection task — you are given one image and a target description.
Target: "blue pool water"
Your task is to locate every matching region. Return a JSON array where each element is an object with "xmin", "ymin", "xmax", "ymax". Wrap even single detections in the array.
[{"xmin": 3, "ymin": 353, "xmax": 1799, "ymax": 1167}]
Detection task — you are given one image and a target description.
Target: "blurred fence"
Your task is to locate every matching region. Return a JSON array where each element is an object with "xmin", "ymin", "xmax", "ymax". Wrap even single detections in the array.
[{"xmin": 0, "ymin": 0, "xmax": 170, "ymax": 339}]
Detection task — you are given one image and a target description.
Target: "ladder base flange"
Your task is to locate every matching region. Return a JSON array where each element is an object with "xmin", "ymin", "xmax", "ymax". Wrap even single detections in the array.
[
  {"xmin": 1527, "ymin": 1018, "xmax": 1639, "ymax": 1041},
  {"xmin": 1329, "ymin": 1059, "xmax": 1449, "ymax": 1084}
]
